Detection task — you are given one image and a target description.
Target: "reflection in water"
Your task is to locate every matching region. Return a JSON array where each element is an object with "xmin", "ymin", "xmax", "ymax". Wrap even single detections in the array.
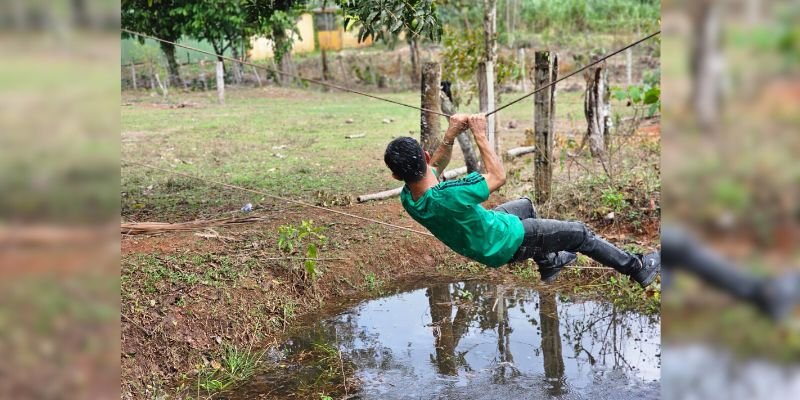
[
  {"xmin": 541, "ymin": 292, "xmax": 566, "ymax": 396},
  {"xmin": 231, "ymin": 281, "xmax": 660, "ymax": 399}
]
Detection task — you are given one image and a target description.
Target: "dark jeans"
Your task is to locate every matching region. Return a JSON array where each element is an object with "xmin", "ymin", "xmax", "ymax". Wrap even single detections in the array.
[{"xmin": 494, "ymin": 198, "xmax": 641, "ymax": 274}]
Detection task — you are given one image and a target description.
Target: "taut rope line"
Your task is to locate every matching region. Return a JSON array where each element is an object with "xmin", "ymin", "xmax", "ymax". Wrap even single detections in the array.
[
  {"xmin": 121, "ymin": 28, "xmax": 449, "ymax": 117},
  {"xmin": 488, "ymin": 30, "xmax": 661, "ymax": 116},
  {"xmin": 124, "ymin": 161, "xmax": 435, "ymax": 237},
  {"xmin": 121, "ymin": 28, "xmax": 660, "ymax": 118}
]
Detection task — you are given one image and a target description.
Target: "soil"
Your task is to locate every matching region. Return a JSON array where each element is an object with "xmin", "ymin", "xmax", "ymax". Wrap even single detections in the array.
[{"xmin": 121, "ymin": 190, "xmax": 660, "ymax": 398}]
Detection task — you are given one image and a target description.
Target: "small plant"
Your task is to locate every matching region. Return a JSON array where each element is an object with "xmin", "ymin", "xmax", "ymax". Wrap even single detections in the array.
[
  {"xmin": 364, "ymin": 272, "xmax": 384, "ymax": 292},
  {"xmin": 600, "ymin": 187, "xmax": 626, "ymax": 213},
  {"xmin": 612, "ymin": 69, "xmax": 661, "ymax": 117},
  {"xmin": 457, "ymin": 289, "xmax": 474, "ymax": 301},
  {"xmin": 197, "ymin": 343, "xmax": 264, "ymax": 394},
  {"xmin": 277, "ymin": 220, "xmax": 327, "ymax": 280}
]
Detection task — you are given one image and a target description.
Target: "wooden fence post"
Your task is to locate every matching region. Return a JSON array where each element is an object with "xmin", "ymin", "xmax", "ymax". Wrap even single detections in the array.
[
  {"xmin": 518, "ymin": 48, "xmax": 527, "ymax": 92},
  {"xmin": 216, "ymin": 60, "xmax": 225, "ymax": 104},
  {"xmin": 420, "ymin": 62, "xmax": 442, "ymax": 154},
  {"xmin": 583, "ymin": 58, "xmax": 609, "ymax": 157},
  {"xmin": 534, "ymin": 51, "xmax": 557, "ymax": 203},
  {"xmin": 478, "ymin": 62, "xmax": 497, "ymax": 155},
  {"xmin": 130, "ymin": 63, "xmax": 137, "ymax": 90}
]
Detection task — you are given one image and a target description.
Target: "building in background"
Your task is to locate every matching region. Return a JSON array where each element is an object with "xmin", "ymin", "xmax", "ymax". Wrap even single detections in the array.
[{"xmin": 249, "ymin": 7, "xmax": 373, "ymax": 60}]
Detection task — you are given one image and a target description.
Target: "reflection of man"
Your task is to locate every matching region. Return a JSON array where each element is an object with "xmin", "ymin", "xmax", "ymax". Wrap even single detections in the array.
[{"xmin": 384, "ymin": 114, "xmax": 660, "ymax": 286}]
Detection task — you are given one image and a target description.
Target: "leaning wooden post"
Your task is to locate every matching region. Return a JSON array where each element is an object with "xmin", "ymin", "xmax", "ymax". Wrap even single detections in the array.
[
  {"xmin": 251, "ymin": 65, "xmax": 263, "ymax": 87},
  {"xmin": 440, "ymin": 84, "xmax": 481, "ymax": 172},
  {"xmin": 533, "ymin": 51, "xmax": 557, "ymax": 203},
  {"xmin": 420, "ymin": 62, "xmax": 442, "ymax": 154},
  {"xmin": 478, "ymin": 62, "xmax": 497, "ymax": 155},
  {"xmin": 215, "ymin": 59, "xmax": 225, "ymax": 105},
  {"xmin": 583, "ymin": 58, "xmax": 608, "ymax": 158}
]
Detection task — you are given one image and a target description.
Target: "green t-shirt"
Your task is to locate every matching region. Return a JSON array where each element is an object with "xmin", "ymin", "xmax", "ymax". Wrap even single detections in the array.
[{"xmin": 400, "ymin": 171, "xmax": 525, "ymax": 268}]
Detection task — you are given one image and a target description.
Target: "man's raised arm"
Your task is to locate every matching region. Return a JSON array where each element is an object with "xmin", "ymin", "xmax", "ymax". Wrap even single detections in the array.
[
  {"xmin": 469, "ymin": 114, "xmax": 506, "ymax": 192},
  {"xmin": 429, "ymin": 114, "xmax": 468, "ymax": 177}
]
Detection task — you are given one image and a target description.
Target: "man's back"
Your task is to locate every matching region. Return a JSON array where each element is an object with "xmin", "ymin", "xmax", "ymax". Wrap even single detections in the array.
[{"xmin": 400, "ymin": 172, "xmax": 524, "ymax": 267}]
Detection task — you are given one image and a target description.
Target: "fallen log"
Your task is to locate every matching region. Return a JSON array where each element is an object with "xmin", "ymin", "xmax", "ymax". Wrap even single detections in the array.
[
  {"xmin": 357, "ymin": 166, "xmax": 468, "ymax": 203},
  {"xmin": 505, "ymin": 146, "xmax": 536, "ymax": 159}
]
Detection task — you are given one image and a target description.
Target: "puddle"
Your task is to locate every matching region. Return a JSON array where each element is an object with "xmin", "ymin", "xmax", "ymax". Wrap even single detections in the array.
[
  {"xmin": 230, "ymin": 281, "xmax": 661, "ymax": 399},
  {"xmin": 663, "ymin": 344, "xmax": 800, "ymax": 400}
]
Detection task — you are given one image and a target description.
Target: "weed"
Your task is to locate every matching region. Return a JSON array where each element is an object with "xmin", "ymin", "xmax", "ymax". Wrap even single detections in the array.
[
  {"xmin": 196, "ymin": 343, "xmax": 264, "ymax": 395},
  {"xmin": 600, "ymin": 188, "xmax": 626, "ymax": 213},
  {"xmin": 282, "ymin": 301, "xmax": 297, "ymax": 328},
  {"xmin": 363, "ymin": 272, "xmax": 384, "ymax": 292},
  {"xmin": 511, "ymin": 261, "xmax": 538, "ymax": 281},
  {"xmin": 456, "ymin": 289, "xmax": 474, "ymax": 301},
  {"xmin": 278, "ymin": 220, "xmax": 327, "ymax": 280},
  {"xmin": 575, "ymin": 275, "xmax": 660, "ymax": 315}
]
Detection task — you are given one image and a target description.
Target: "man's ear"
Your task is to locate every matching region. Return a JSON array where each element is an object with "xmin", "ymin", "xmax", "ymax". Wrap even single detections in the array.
[{"xmin": 424, "ymin": 151, "xmax": 431, "ymax": 163}]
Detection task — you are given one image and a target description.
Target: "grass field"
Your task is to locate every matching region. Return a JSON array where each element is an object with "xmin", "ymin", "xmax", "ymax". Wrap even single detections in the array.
[{"xmin": 121, "ymin": 85, "xmax": 596, "ymax": 221}]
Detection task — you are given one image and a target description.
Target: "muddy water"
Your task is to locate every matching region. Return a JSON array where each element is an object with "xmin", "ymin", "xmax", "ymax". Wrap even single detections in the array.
[{"xmin": 231, "ymin": 281, "xmax": 660, "ymax": 399}]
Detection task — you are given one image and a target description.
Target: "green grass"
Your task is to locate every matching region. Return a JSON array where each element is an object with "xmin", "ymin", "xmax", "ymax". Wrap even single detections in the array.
[
  {"xmin": 196, "ymin": 343, "xmax": 264, "ymax": 395},
  {"xmin": 122, "ymin": 253, "xmax": 249, "ymax": 298},
  {"xmin": 122, "ymin": 88, "xmax": 438, "ymax": 220},
  {"xmin": 122, "ymin": 65, "xmax": 648, "ymax": 221}
]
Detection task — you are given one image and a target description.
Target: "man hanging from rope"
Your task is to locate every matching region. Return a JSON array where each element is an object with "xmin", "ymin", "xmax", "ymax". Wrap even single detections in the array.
[{"xmin": 384, "ymin": 114, "xmax": 660, "ymax": 287}]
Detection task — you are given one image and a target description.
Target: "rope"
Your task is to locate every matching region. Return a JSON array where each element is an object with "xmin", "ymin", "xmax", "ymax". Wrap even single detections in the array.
[
  {"xmin": 122, "ymin": 28, "xmax": 659, "ymax": 119},
  {"xmin": 124, "ymin": 161, "xmax": 434, "ymax": 237},
  {"xmin": 487, "ymin": 30, "xmax": 661, "ymax": 116},
  {"xmin": 121, "ymin": 28, "xmax": 449, "ymax": 117}
]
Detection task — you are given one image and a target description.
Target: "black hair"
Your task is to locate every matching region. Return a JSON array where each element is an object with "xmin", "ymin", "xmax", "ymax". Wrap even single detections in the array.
[{"xmin": 384, "ymin": 137, "xmax": 427, "ymax": 183}]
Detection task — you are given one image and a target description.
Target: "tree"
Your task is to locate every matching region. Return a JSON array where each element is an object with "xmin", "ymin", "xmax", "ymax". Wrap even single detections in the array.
[
  {"xmin": 177, "ymin": 1, "xmax": 304, "ymax": 74},
  {"xmin": 338, "ymin": 0, "xmax": 443, "ymax": 82},
  {"xmin": 121, "ymin": 0, "xmax": 189, "ymax": 87}
]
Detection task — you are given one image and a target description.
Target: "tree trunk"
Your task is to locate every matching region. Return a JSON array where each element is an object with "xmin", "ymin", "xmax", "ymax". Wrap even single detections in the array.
[
  {"xmin": 441, "ymin": 88, "xmax": 481, "ymax": 172},
  {"xmin": 534, "ymin": 51, "xmax": 557, "ymax": 203},
  {"xmin": 483, "ymin": 0, "xmax": 497, "ymax": 62},
  {"xmin": 690, "ymin": 0, "xmax": 724, "ymax": 131},
  {"xmin": 583, "ymin": 60, "xmax": 608, "ymax": 158},
  {"xmin": 482, "ymin": 0, "xmax": 499, "ymax": 154},
  {"xmin": 409, "ymin": 37, "xmax": 420, "ymax": 84},
  {"xmin": 478, "ymin": 62, "xmax": 498, "ymax": 157},
  {"xmin": 230, "ymin": 44, "xmax": 243, "ymax": 84},
  {"xmin": 626, "ymin": 47, "xmax": 633, "ymax": 86},
  {"xmin": 159, "ymin": 41, "xmax": 182, "ymax": 88},
  {"xmin": 420, "ymin": 62, "xmax": 442, "ymax": 154},
  {"xmin": 216, "ymin": 58, "xmax": 225, "ymax": 104},
  {"xmin": 280, "ymin": 52, "xmax": 295, "ymax": 86},
  {"xmin": 321, "ymin": 48, "xmax": 330, "ymax": 81}
]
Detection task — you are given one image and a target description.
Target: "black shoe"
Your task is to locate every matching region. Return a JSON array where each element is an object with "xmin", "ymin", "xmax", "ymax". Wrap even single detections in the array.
[
  {"xmin": 632, "ymin": 252, "xmax": 660, "ymax": 288},
  {"xmin": 753, "ymin": 273, "xmax": 800, "ymax": 321},
  {"xmin": 539, "ymin": 252, "xmax": 578, "ymax": 284}
]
